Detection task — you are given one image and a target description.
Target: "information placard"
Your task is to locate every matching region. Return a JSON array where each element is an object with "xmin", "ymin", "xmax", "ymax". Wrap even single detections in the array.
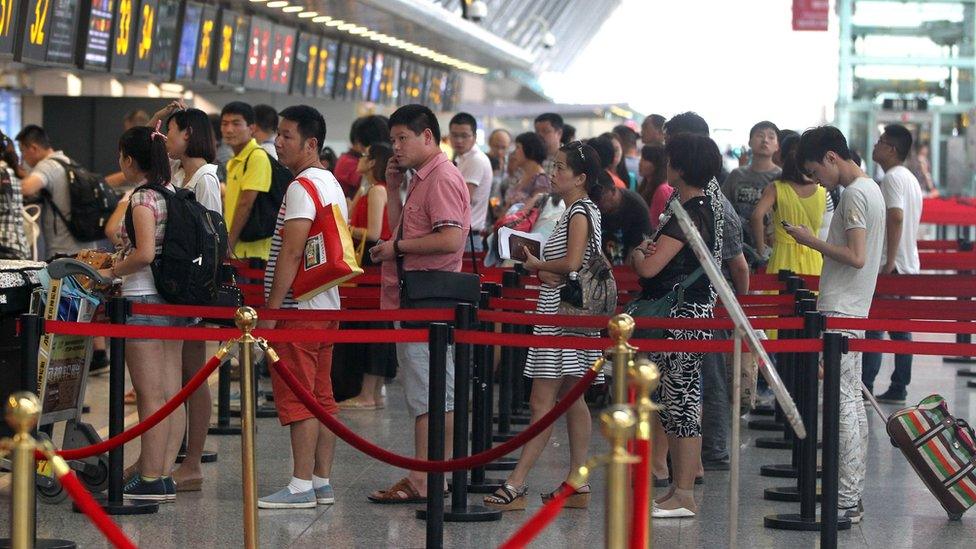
[
  {"xmin": 83, "ymin": 0, "xmax": 114, "ymax": 70},
  {"xmin": 150, "ymin": 0, "xmax": 179, "ymax": 77},
  {"xmin": 268, "ymin": 24, "xmax": 294, "ymax": 94},
  {"xmin": 130, "ymin": 0, "xmax": 157, "ymax": 76},
  {"xmin": 314, "ymin": 37, "xmax": 337, "ymax": 99},
  {"xmin": 174, "ymin": 1, "xmax": 202, "ymax": 80},
  {"xmin": 109, "ymin": 0, "xmax": 135, "ymax": 73},
  {"xmin": 0, "ymin": 0, "xmax": 23, "ymax": 57},
  {"xmin": 192, "ymin": 4, "xmax": 216, "ymax": 83},
  {"xmin": 244, "ymin": 16, "xmax": 272, "ymax": 90},
  {"xmin": 215, "ymin": 9, "xmax": 248, "ymax": 86}
]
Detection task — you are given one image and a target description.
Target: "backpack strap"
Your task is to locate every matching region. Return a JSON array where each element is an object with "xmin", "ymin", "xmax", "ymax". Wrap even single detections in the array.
[
  {"xmin": 39, "ymin": 157, "xmax": 75, "ymax": 233},
  {"xmin": 124, "ymin": 183, "xmax": 172, "ymax": 251}
]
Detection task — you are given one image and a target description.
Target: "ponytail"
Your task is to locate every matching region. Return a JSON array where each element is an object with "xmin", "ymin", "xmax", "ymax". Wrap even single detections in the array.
[{"xmin": 119, "ymin": 124, "xmax": 172, "ymax": 187}]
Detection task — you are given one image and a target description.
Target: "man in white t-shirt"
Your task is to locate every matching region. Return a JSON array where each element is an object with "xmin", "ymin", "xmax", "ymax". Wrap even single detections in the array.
[
  {"xmin": 259, "ymin": 105, "xmax": 346, "ymax": 509},
  {"xmin": 788, "ymin": 126, "xmax": 885, "ymax": 525},
  {"xmin": 862, "ymin": 124, "xmax": 923, "ymax": 404},
  {"xmin": 449, "ymin": 112, "xmax": 492, "ymax": 251}
]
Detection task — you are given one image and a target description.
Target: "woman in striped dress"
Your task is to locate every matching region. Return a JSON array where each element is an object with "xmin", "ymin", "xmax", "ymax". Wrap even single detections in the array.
[{"xmin": 484, "ymin": 141, "xmax": 605, "ymax": 512}]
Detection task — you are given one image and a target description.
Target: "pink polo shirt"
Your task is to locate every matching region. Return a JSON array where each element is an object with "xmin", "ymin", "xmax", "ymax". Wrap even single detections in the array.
[{"xmin": 381, "ymin": 152, "xmax": 471, "ymax": 309}]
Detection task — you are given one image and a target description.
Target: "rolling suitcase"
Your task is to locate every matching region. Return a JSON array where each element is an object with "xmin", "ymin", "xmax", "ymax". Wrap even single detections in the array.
[{"xmin": 864, "ymin": 387, "xmax": 976, "ymax": 520}]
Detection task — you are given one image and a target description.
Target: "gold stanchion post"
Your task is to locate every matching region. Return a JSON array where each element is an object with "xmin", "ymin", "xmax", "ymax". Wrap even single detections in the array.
[
  {"xmin": 607, "ymin": 314, "xmax": 636, "ymax": 405},
  {"xmin": 4, "ymin": 392, "xmax": 42, "ymax": 549},
  {"xmin": 236, "ymin": 307, "xmax": 259, "ymax": 549},
  {"xmin": 602, "ymin": 405, "xmax": 639, "ymax": 549},
  {"xmin": 631, "ymin": 358, "xmax": 661, "ymax": 549}
]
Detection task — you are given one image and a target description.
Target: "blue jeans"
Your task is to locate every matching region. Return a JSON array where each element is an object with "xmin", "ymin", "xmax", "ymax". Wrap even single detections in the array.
[
  {"xmin": 700, "ymin": 336, "xmax": 730, "ymax": 464},
  {"xmin": 861, "ymin": 330, "xmax": 912, "ymax": 395}
]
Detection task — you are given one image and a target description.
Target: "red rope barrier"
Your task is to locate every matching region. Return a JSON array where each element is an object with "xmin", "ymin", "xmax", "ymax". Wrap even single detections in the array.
[
  {"xmin": 920, "ymin": 252, "xmax": 976, "ymax": 271},
  {"xmin": 129, "ymin": 302, "xmax": 455, "ymax": 323},
  {"xmin": 630, "ymin": 439, "xmax": 650, "ymax": 549},
  {"xmin": 826, "ymin": 318, "xmax": 976, "ymax": 334},
  {"xmin": 453, "ymin": 330, "xmax": 823, "ymax": 353},
  {"xmin": 272, "ymin": 358, "xmax": 600, "ymax": 472},
  {"xmin": 59, "ymin": 470, "xmax": 138, "ymax": 549},
  {"xmin": 847, "ymin": 339, "xmax": 976, "ymax": 357},
  {"xmin": 477, "ymin": 310, "xmax": 805, "ymax": 331},
  {"xmin": 497, "ymin": 483, "xmax": 577, "ymax": 549},
  {"xmin": 41, "ymin": 354, "xmax": 223, "ymax": 461}
]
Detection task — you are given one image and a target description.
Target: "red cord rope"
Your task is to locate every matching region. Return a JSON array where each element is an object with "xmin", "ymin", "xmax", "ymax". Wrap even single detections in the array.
[
  {"xmin": 630, "ymin": 439, "xmax": 651, "ymax": 549},
  {"xmin": 58, "ymin": 470, "xmax": 139, "ymax": 549},
  {"xmin": 272, "ymin": 358, "xmax": 599, "ymax": 472},
  {"xmin": 497, "ymin": 482, "xmax": 577, "ymax": 549},
  {"xmin": 128, "ymin": 302, "xmax": 455, "ymax": 322},
  {"xmin": 826, "ymin": 318, "xmax": 976, "ymax": 334},
  {"xmin": 847, "ymin": 339, "xmax": 976, "ymax": 357}
]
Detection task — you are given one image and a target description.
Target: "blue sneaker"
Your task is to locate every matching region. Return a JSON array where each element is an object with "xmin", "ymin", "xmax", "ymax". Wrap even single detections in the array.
[
  {"xmin": 162, "ymin": 477, "xmax": 176, "ymax": 503},
  {"xmin": 123, "ymin": 476, "xmax": 169, "ymax": 502},
  {"xmin": 314, "ymin": 484, "xmax": 335, "ymax": 505},
  {"xmin": 258, "ymin": 487, "xmax": 316, "ymax": 509}
]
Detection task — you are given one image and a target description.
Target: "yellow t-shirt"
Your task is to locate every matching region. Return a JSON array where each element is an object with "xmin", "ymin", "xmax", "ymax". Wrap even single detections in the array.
[{"xmin": 225, "ymin": 139, "xmax": 273, "ymax": 260}]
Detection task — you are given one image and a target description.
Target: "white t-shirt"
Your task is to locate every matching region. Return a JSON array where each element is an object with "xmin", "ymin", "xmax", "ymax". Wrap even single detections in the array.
[
  {"xmin": 260, "ymin": 139, "xmax": 278, "ymax": 160},
  {"xmin": 171, "ymin": 162, "xmax": 222, "ymax": 215},
  {"xmin": 817, "ymin": 177, "xmax": 885, "ymax": 317},
  {"xmin": 456, "ymin": 147, "xmax": 493, "ymax": 232},
  {"xmin": 880, "ymin": 165, "xmax": 923, "ymax": 274},
  {"xmin": 265, "ymin": 167, "xmax": 347, "ymax": 311}
]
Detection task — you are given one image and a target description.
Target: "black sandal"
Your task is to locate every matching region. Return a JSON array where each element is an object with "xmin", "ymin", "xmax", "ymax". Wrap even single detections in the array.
[
  {"xmin": 484, "ymin": 483, "xmax": 528, "ymax": 511},
  {"xmin": 542, "ymin": 483, "xmax": 591, "ymax": 509}
]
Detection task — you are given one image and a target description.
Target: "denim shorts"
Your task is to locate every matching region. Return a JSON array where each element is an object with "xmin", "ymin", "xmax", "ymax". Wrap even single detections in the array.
[{"xmin": 126, "ymin": 295, "xmax": 188, "ymax": 337}]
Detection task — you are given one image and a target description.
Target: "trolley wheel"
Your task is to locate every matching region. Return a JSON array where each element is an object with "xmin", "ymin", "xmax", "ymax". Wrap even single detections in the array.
[
  {"xmin": 78, "ymin": 457, "xmax": 110, "ymax": 493},
  {"xmin": 36, "ymin": 475, "xmax": 68, "ymax": 505},
  {"xmin": 890, "ymin": 437, "xmax": 899, "ymax": 448},
  {"xmin": 947, "ymin": 511, "xmax": 963, "ymax": 521}
]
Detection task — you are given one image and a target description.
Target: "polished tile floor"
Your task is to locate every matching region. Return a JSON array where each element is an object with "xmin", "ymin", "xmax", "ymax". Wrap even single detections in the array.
[{"xmin": 1, "ymin": 337, "xmax": 975, "ymax": 548}]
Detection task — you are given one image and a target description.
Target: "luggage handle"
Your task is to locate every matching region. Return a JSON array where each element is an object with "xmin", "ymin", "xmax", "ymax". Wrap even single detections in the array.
[
  {"xmin": 47, "ymin": 258, "xmax": 114, "ymax": 286},
  {"xmin": 861, "ymin": 382, "xmax": 888, "ymax": 421}
]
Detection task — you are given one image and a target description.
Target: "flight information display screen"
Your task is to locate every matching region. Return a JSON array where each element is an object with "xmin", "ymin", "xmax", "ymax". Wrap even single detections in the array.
[
  {"xmin": 0, "ymin": 0, "xmax": 22, "ymax": 57},
  {"xmin": 244, "ymin": 16, "xmax": 272, "ymax": 90},
  {"xmin": 44, "ymin": 0, "xmax": 82, "ymax": 67},
  {"xmin": 215, "ymin": 9, "xmax": 248, "ymax": 86},
  {"xmin": 150, "ymin": 0, "xmax": 179, "ymax": 76},
  {"xmin": 268, "ymin": 24, "xmax": 294, "ymax": 94},
  {"xmin": 358, "ymin": 48, "xmax": 374, "ymax": 101},
  {"xmin": 332, "ymin": 42, "xmax": 351, "ymax": 99},
  {"xmin": 291, "ymin": 31, "xmax": 316, "ymax": 97},
  {"xmin": 83, "ymin": 0, "xmax": 114, "ymax": 70},
  {"xmin": 426, "ymin": 69, "xmax": 446, "ymax": 111},
  {"xmin": 18, "ymin": 0, "xmax": 53, "ymax": 65},
  {"xmin": 109, "ymin": 0, "xmax": 135, "ymax": 73},
  {"xmin": 314, "ymin": 37, "xmax": 337, "ymax": 98},
  {"xmin": 130, "ymin": 0, "xmax": 157, "ymax": 76},
  {"xmin": 192, "ymin": 4, "xmax": 217, "ymax": 83},
  {"xmin": 376, "ymin": 54, "xmax": 399, "ymax": 105},
  {"xmin": 174, "ymin": 1, "xmax": 202, "ymax": 80}
]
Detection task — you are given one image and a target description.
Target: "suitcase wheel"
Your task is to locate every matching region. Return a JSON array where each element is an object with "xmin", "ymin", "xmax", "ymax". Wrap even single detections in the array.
[
  {"xmin": 947, "ymin": 511, "xmax": 963, "ymax": 521},
  {"xmin": 890, "ymin": 437, "xmax": 899, "ymax": 448}
]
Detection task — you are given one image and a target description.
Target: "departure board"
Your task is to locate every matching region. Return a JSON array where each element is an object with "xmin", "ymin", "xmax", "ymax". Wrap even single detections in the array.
[
  {"xmin": 19, "ymin": 0, "xmax": 53, "ymax": 65},
  {"xmin": 45, "ymin": 0, "xmax": 81, "ymax": 67},
  {"xmin": 291, "ymin": 31, "xmax": 316, "ymax": 97},
  {"xmin": 150, "ymin": 0, "xmax": 179, "ymax": 77},
  {"xmin": 130, "ymin": 0, "xmax": 157, "ymax": 76},
  {"xmin": 426, "ymin": 69, "xmax": 446, "ymax": 111},
  {"xmin": 83, "ymin": 0, "xmax": 114, "ymax": 70},
  {"xmin": 314, "ymin": 37, "xmax": 337, "ymax": 99},
  {"xmin": 268, "ymin": 24, "xmax": 294, "ymax": 94},
  {"xmin": 244, "ymin": 16, "xmax": 272, "ymax": 90},
  {"xmin": 399, "ymin": 60, "xmax": 426, "ymax": 104},
  {"xmin": 359, "ymin": 49, "xmax": 374, "ymax": 101},
  {"xmin": 332, "ymin": 42, "xmax": 351, "ymax": 99},
  {"xmin": 109, "ymin": 0, "xmax": 135, "ymax": 74},
  {"xmin": 368, "ymin": 51, "xmax": 383, "ymax": 103},
  {"xmin": 192, "ymin": 4, "xmax": 216, "ymax": 83},
  {"xmin": 443, "ymin": 72, "xmax": 460, "ymax": 111},
  {"xmin": 376, "ymin": 54, "xmax": 399, "ymax": 105},
  {"xmin": 215, "ymin": 9, "xmax": 248, "ymax": 86},
  {"xmin": 174, "ymin": 2, "xmax": 202, "ymax": 80},
  {"xmin": 0, "ymin": 0, "xmax": 22, "ymax": 57}
]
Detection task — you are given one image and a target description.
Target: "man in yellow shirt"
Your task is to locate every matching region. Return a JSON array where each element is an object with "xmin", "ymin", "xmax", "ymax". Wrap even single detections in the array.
[{"xmin": 222, "ymin": 101, "xmax": 273, "ymax": 260}]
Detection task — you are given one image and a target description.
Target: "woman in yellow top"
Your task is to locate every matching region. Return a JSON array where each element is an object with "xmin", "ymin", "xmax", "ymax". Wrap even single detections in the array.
[{"xmin": 751, "ymin": 134, "xmax": 831, "ymax": 276}]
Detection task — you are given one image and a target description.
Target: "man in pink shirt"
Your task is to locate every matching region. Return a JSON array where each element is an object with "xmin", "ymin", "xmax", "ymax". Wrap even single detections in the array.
[{"xmin": 368, "ymin": 104, "xmax": 470, "ymax": 503}]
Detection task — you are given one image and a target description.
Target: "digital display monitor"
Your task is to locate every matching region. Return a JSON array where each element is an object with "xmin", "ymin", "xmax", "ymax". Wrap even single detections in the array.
[
  {"xmin": 359, "ymin": 49, "xmax": 374, "ymax": 101},
  {"xmin": 314, "ymin": 37, "xmax": 337, "ymax": 98},
  {"xmin": 130, "ymin": 0, "xmax": 157, "ymax": 76},
  {"xmin": 367, "ymin": 51, "xmax": 383, "ymax": 103},
  {"xmin": 109, "ymin": 0, "xmax": 135, "ymax": 74},
  {"xmin": 174, "ymin": 1, "xmax": 202, "ymax": 80},
  {"xmin": 268, "ymin": 24, "xmax": 294, "ymax": 94},
  {"xmin": 426, "ymin": 69, "xmax": 446, "ymax": 111},
  {"xmin": 215, "ymin": 9, "xmax": 248, "ymax": 86},
  {"xmin": 377, "ymin": 54, "xmax": 399, "ymax": 105},
  {"xmin": 18, "ymin": 0, "xmax": 52, "ymax": 65},
  {"xmin": 150, "ymin": 0, "xmax": 179, "ymax": 77},
  {"xmin": 332, "ymin": 42, "xmax": 351, "ymax": 99},
  {"xmin": 192, "ymin": 4, "xmax": 216, "ymax": 83},
  {"xmin": 291, "ymin": 31, "xmax": 316, "ymax": 97},
  {"xmin": 83, "ymin": 0, "xmax": 114, "ymax": 70},
  {"xmin": 0, "ymin": 0, "xmax": 23, "ymax": 57},
  {"xmin": 443, "ymin": 72, "xmax": 461, "ymax": 111},
  {"xmin": 45, "ymin": 0, "xmax": 82, "ymax": 67},
  {"xmin": 244, "ymin": 16, "xmax": 272, "ymax": 90},
  {"xmin": 399, "ymin": 61, "xmax": 426, "ymax": 104}
]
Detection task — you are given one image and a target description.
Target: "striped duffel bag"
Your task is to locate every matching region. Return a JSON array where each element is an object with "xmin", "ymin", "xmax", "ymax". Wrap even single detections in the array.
[{"xmin": 886, "ymin": 394, "xmax": 976, "ymax": 520}]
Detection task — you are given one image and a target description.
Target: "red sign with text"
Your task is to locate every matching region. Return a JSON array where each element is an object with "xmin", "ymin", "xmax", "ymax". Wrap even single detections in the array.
[{"xmin": 793, "ymin": 0, "xmax": 828, "ymax": 32}]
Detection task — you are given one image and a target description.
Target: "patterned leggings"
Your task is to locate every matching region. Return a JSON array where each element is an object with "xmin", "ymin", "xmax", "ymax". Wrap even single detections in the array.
[{"xmin": 650, "ymin": 301, "xmax": 714, "ymax": 438}]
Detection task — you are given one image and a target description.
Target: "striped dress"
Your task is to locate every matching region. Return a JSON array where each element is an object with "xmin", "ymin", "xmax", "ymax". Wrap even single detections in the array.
[{"xmin": 524, "ymin": 198, "xmax": 605, "ymax": 381}]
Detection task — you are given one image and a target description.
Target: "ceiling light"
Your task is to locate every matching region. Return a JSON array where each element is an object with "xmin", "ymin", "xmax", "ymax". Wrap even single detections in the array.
[
  {"xmin": 266, "ymin": 1, "xmax": 288, "ymax": 7},
  {"xmin": 249, "ymin": 0, "xmax": 268, "ymax": 3},
  {"xmin": 283, "ymin": 6, "xmax": 303, "ymax": 13},
  {"xmin": 298, "ymin": 11, "xmax": 318, "ymax": 18},
  {"xmin": 326, "ymin": 19, "xmax": 344, "ymax": 26},
  {"xmin": 337, "ymin": 23, "xmax": 355, "ymax": 31},
  {"xmin": 312, "ymin": 15, "xmax": 331, "ymax": 23}
]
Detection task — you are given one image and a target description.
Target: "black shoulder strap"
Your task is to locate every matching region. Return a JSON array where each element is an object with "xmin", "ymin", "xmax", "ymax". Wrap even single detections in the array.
[
  {"xmin": 39, "ymin": 157, "xmax": 74, "ymax": 232},
  {"xmin": 124, "ymin": 183, "xmax": 171, "ymax": 250},
  {"xmin": 242, "ymin": 147, "xmax": 267, "ymax": 174}
]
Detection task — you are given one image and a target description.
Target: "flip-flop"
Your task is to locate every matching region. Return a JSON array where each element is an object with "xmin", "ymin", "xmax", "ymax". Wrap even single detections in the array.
[
  {"xmin": 367, "ymin": 478, "xmax": 449, "ymax": 504},
  {"xmin": 339, "ymin": 399, "xmax": 379, "ymax": 411}
]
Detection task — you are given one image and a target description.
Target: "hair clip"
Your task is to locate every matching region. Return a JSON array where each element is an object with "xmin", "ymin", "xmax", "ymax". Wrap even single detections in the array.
[{"xmin": 151, "ymin": 120, "xmax": 167, "ymax": 142}]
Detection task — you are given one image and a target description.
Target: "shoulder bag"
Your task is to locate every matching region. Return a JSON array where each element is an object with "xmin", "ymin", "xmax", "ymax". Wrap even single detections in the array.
[
  {"xmin": 623, "ymin": 266, "xmax": 704, "ymax": 341},
  {"xmin": 557, "ymin": 203, "xmax": 617, "ymax": 335}
]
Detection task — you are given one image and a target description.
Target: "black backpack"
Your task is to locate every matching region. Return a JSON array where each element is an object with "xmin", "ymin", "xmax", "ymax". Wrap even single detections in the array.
[
  {"xmin": 239, "ymin": 149, "xmax": 293, "ymax": 242},
  {"xmin": 125, "ymin": 183, "xmax": 228, "ymax": 305},
  {"xmin": 42, "ymin": 158, "xmax": 120, "ymax": 242}
]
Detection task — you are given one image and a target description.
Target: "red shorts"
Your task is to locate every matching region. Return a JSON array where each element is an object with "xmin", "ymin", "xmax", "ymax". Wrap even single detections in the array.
[{"xmin": 268, "ymin": 319, "xmax": 339, "ymax": 425}]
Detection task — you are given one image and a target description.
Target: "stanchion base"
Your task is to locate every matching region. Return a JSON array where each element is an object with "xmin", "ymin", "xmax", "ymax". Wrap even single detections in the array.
[
  {"xmin": 418, "ymin": 504, "xmax": 502, "ymax": 522},
  {"xmin": 208, "ymin": 424, "xmax": 241, "ymax": 435},
  {"xmin": 764, "ymin": 485, "xmax": 821, "ymax": 502},
  {"xmin": 755, "ymin": 437, "xmax": 821, "ymax": 450},
  {"xmin": 956, "ymin": 369, "xmax": 976, "ymax": 377},
  {"xmin": 465, "ymin": 478, "xmax": 506, "ymax": 493},
  {"xmin": 760, "ymin": 464, "xmax": 822, "ymax": 478},
  {"xmin": 0, "ymin": 539, "xmax": 76, "ymax": 549},
  {"xmin": 763, "ymin": 512, "xmax": 851, "ymax": 531},
  {"xmin": 752, "ymin": 404, "xmax": 775, "ymax": 416},
  {"xmin": 200, "ymin": 449, "xmax": 218, "ymax": 463},
  {"xmin": 484, "ymin": 457, "xmax": 517, "ymax": 471},
  {"xmin": 256, "ymin": 403, "xmax": 278, "ymax": 418},
  {"xmin": 82, "ymin": 495, "xmax": 159, "ymax": 515},
  {"xmin": 945, "ymin": 356, "xmax": 976, "ymax": 364},
  {"xmin": 748, "ymin": 418, "xmax": 785, "ymax": 431}
]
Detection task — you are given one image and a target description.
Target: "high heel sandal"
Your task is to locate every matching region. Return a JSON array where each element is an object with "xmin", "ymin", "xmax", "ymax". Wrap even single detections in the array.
[
  {"xmin": 542, "ymin": 483, "xmax": 590, "ymax": 509},
  {"xmin": 483, "ymin": 483, "xmax": 528, "ymax": 511}
]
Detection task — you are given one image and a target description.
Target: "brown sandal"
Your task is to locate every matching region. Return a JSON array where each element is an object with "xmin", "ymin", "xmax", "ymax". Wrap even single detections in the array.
[
  {"xmin": 484, "ymin": 483, "xmax": 528, "ymax": 511},
  {"xmin": 367, "ymin": 477, "xmax": 446, "ymax": 504},
  {"xmin": 542, "ymin": 483, "xmax": 591, "ymax": 509}
]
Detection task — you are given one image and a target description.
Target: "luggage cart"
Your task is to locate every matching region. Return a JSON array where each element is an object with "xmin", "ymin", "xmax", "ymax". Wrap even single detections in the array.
[{"xmin": 24, "ymin": 258, "xmax": 116, "ymax": 503}]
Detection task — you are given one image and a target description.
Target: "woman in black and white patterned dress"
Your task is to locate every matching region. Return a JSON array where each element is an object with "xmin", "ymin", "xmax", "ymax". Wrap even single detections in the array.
[
  {"xmin": 484, "ymin": 141, "xmax": 606, "ymax": 512},
  {"xmin": 629, "ymin": 133, "xmax": 725, "ymax": 519}
]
